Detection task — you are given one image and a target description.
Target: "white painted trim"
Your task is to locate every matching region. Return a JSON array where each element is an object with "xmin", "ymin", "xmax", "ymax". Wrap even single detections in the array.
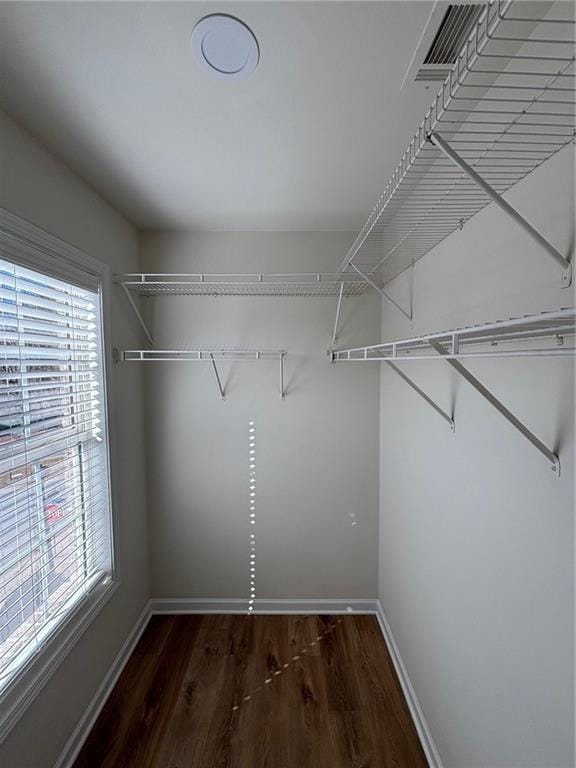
[
  {"xmin": 53, "ymin": 601, "xmax": 152, "ymax": 768},
  {"xmin": 150, "ymin": 597, "xmax": 378, "ymax": 614},
  {"xmin": 0, "ymin": 207, "xmax": 120, "ymax": 744},
  {"xmin": 0, "ymin": 580, "xmax": 118, "ymax": 744},
  {"xmin": 0, "ymin": 208, "xmax": 104, "ymax": 291},
  {"xmin": 375, "ymin": 600, "xmax": 443, "ymax": 768}
]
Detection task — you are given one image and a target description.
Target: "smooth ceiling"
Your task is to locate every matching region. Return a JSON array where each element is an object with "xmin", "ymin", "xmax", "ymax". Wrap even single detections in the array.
[{"xmin": 0, "ymin": 2, "xmax": 434, "ymax": 231}]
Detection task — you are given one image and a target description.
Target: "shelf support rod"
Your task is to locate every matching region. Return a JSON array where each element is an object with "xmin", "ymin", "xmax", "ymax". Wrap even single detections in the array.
[
  {"xmin": 350, "ymin": 263, "xmax": 412, "ymax": 320},
  {"xmin": 429, "ymin": 340, "xmax": 560, "ymax": 475},
  {"xmin": 209, "ymin": 354, "xmax": 225, "ymax": 400},
  {"xmin": 120, "ymin": 284, "xmax": 154, "ymax": 345},
  {"xmin": 280, "ymin": 354, "xmax": 285, "ymax": 400},
  {"xmin": 427, "ymin": 132, "xmax": 572, "ymax": 288},
  {"xmin": 332, "ymin": 282, "xmax": 345, "ymax": 346},
  {"xmin": 386, "ymin": 361, "xmax": 454, "ymax": 431}
]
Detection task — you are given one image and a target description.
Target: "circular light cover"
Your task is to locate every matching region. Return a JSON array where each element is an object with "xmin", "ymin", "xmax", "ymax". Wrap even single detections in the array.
[{"xmin": 192, "ymin": 14, "xmax": 259, "ymax": 79}]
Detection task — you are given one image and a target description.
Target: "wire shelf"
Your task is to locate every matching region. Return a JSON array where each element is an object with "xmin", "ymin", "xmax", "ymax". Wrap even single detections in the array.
[
  {"xmin": 122, "ymin": 349, "xmax": 286, "ymax": 362},
  {"xmin": 116, "ymin": 274, "xmax": 369, "ymax": 297},
  {"xmin": 339, "ymin": 0, "xmax": 575, "ymax": 284},
  {"xmin": 331, "ymin": 307, "xmax": 576, "ymax": 361}
]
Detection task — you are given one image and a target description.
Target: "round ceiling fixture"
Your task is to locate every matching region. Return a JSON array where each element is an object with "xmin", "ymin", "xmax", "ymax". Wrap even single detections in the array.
[{"xmin": 191, "ymin": 14, "xmax": 259, "ymax": 80}]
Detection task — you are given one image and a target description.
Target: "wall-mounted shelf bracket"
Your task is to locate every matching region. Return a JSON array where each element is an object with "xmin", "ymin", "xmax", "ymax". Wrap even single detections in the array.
[
  {"xmin": 387, "ymin": 361, "xmax": 454, "ymax": 431},
  {"xmin": 331, "ymin": 282, "xmax": 345, "ymax": 346},
  {"xmin": 121, "ymin": 283, "xmax": 154, "ymax": 344},
  {"xmin": 350, "ymin": 263, "xmax": 412, "ymax": 321},
  {"xmin": 427, "ymin": 132, "xmax": 572, "ymax": 288},
  {"xmin": 209, "ymin": 354, "xmax": 226, "ymax": 400},
  {"xmin": 429, "ymin": 340, "xmax": 560, "ymax": 475}
]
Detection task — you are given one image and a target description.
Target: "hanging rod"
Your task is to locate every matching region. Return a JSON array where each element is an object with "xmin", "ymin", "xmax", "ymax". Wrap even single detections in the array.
[
  {"xmin": 338, "ymin": 0, "xmax": 575, "ymax": 290},
  {"xmin": 330, "ymin": 308, "xmax": 576, "ymax": 362},
  {"xmin": 115, "ymin": 273, "xmax": 369, "ymax": 297}
]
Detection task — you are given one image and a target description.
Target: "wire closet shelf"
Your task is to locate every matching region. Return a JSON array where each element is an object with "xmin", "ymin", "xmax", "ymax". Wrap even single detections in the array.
[
  {"xmin": 116, "ymin": 273, "xmax": 369, "ymax": 297},
  {"xmin": 331, "ymin": 307, "xmax": 576, "ymax": 361},
  {"xmin": 122, "ymin": 349, "xmax": 286, "ymax": 362},
  {"xmin": 337, "ymin": 0, "xmax": 576, "ymax": 287},
  {"xmin": 121, "ymin": 349, "xmax": 288, "ymax": 400}
]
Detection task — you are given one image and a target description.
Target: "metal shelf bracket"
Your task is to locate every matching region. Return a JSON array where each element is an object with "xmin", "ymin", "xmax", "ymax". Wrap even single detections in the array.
[
  {"xmin": 350, "ymin": 263, "xmax": 412, "ymax": 321},
  {"xmin": 331, "ymin": 282, "xmax": 345, "ymax": 346},
  {"xmin": 428, "ymin": 132, "xmax": 573, "ymax": 288},
  {"xmin": 387, "ymin": 361, "xmax": 455, "ymax": 431},
  {"xmin": 121, "ymin": 283, "xmax": 154, "ymax": 344},
  {"xmin": 429, "ymin": 340, "xmax": 560, "ymax": 475},
  {"xmin": 209, "ymin": 354, "xmax": 226, "ymax": 401}
]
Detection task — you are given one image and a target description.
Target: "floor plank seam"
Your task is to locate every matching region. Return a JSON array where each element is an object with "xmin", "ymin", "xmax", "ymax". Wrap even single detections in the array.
[{"xmin": 230, "ymin": 617, "xmax": 344, "ymax": 714}]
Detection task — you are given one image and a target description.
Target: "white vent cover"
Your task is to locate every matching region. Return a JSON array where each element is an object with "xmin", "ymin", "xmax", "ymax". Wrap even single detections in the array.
[{"xmin": 415, "ymin": 4, "xmax": 483, "ymax": 82}]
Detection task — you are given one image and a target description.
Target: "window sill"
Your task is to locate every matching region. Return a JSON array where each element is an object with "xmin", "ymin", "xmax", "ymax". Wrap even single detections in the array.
[{"xmin": 0, "ymin": 575, "xmax": 118, "ymax": 743}]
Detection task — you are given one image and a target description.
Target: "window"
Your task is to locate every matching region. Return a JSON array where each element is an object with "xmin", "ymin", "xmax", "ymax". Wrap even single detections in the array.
[{"xmin": 0, "ymin": 253, "xmax": 113, "ymax": 696}]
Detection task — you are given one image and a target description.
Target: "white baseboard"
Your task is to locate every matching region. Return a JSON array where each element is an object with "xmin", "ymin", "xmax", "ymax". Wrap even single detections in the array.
[
  {"xmin": 54, "ymin": 597, "xmax": 439, "ymax": 768},
  {"xmin": 151, "ymin": 597, "xmax": 378, "ymax": 614},
  {"xmin": 53, "ymin": 601, "xmax": 152, "ymax": 768},
  {"xmin": 375, "ymin": 599, "xmax": 443, "ymax": 768}
]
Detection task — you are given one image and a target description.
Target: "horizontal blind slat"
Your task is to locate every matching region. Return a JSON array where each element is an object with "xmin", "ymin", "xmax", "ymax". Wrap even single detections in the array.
[
  {"xmin": 0, "ymin": 506, "xmax": 108, "ymax": 594},
  {"xmin": 0, "ymin": 461, "xmax": 106, "ymax": 525},
  {"xmin": 0, "ymin": 250, "xmax": 111, "ymax": 694},
  {"xmin": 0, "ymin": 480, "xmax": 108, "ymax": 553},
  {"xmin": 0, "ymin": 536, "xmax": 108, "ymax": 643}
]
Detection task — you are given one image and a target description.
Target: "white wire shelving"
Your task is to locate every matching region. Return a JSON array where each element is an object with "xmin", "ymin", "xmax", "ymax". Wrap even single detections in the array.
[
  {"xmin": 338, "ymin": 0, "xmax": 576, "ymax": 294},
  {"xmin": 114, "ymin": 1, "xmax": 575, "ymax": 427},
  {"xmin": 330, "ymin": 307, "xmax": 576, "ymax": 362},
  {"xmin": 121, "ymin": 349, "xmax": 287, "ymax": 400},
  {"xmin": 330, "ymin": 2, "xmax": 575, "ymax": 476},
  {"xmin": 115, "ymin": 273, "xmax": 369, "ymax": 350},
  {"xmin": 115, "ymin": 273, "xmax": 369, "ymax": 297},
  {"xmin": 122, "ymin": 349, "xmax": 286, "ymax": 361},
  {"xmin": 332, "ymin": 308, "xmax": 575, "ymax": 475}
]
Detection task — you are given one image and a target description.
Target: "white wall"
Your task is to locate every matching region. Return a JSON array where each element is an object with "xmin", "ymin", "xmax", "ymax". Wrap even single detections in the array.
[
  {"xmin": 1, "ymin": 98, "xmax": 571, "ymax": 768},
  {"xmin": 378, "ymin": 143, "xmax": 575, "ymax": 768},
  {"xmin": 141, "ymin": 232, "xmax": 381, "ymax": 601},
  {"xmin": 0, "ymin": 110, "xmax": 149, "ymax": 768}
]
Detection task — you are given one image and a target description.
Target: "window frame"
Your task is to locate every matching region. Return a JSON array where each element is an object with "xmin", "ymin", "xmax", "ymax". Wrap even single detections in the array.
[{"xmin": 0, "ymin": 208, "xmax": 119, "ymax": 742}]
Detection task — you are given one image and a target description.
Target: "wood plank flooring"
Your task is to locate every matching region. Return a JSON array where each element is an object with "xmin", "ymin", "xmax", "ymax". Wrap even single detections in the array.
[{"xmin": 73, "ymin": 614, "xmax": 427, "ymax": 768}]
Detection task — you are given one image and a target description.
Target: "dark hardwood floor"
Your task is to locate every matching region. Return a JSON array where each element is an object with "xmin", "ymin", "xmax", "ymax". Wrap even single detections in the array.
[{"xmin": 73, "ymin": 614, "xmax": 427, "ymax": 768}]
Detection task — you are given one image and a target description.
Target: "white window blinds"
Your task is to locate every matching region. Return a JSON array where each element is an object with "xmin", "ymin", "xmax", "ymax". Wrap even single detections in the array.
[{"xmin": 0, "ymin": 256, "xmax": 112, "ymax": 692}]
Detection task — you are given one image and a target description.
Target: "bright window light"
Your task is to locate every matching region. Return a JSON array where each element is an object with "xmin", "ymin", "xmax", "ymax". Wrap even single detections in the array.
[{"xmin": 0, "ymin": 257, "xmax": 112, "ymax": 694}]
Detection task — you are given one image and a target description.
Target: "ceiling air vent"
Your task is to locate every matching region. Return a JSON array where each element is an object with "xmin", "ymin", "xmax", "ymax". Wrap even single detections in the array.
[{"xmin": 415, "ymin": 4, "xmax": 483, "ymax": 82}]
